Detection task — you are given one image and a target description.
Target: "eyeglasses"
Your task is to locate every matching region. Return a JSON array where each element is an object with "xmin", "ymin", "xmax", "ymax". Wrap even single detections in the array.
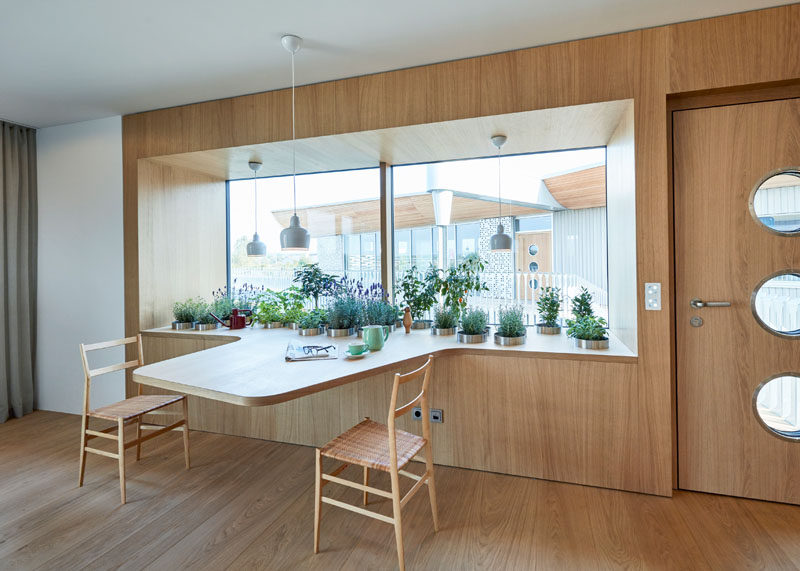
[{"xmin": 303, "ymin": 344, "xmax": 335, "ymax": 356}]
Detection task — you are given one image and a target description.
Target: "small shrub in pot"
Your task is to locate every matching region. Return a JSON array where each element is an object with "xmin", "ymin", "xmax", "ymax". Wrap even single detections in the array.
[
  {"xmin": 495, "ymin": 307, "xmax": 526, "ymax": 345},
  {"xmin": 458, "ymin": 307, "xmax": 489, "ymax": 343},
  {"xmin": 535, "ymin": 287, "xmax": 562, "ymax": 334},
  {"xmin": 172, "ymin": 298, "xmax": 205, "ymax": 329},
  {"xmin": 432, "ymin": 306, "xmax": 459, "ymax": 335}
]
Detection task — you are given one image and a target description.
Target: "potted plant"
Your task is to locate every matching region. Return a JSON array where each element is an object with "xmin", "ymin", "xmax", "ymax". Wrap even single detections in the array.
[
  {"xmin": 293, "ymin": 263, "xmax": 336, "ymax": 309},
  {"xmin": 279, "ymin": 286, "xmax": 306, "ymax": 329},
  {"xmin": 437, "ymin": 253, "xmax": 488, "ymax": 318},
  {"xmin": 566, "ymin": 315, "xmax": 609, "ymax": 349},
  {"xmin": 297, "ymin": 310, "xmax": 326, "ymax": 336},
  {"xmin": 360, "ymin": 299, "xmax": 398, "ymax": 335},
  {"xmin": 571, "ymin": 286, "xmax": 595, "ymax": 319},
  {"xmin": 495, "ymin": 306, "xmax": 527, "ymax": 346},
  {"xmin": 327, "ymin": 296, "xmax": 362, "ymax": 337},
  {"xmin": 431, "ymin": 306, "xmax": 459, "ymax": 336},
  {"xmin": 398, "ymin": 266, "xmax": 438, "ymax": 328},
  {"xmin": 252, "ymin": 291, "xmax": 284, "ymax": 328},
  {"xmin": 536, "ymin": 286, "xmax": 562, "ymax": 334},
  {"xmin": 457, "ymin": 307, "xmax": 489, "ymax": 344},
  {"xmin": 172, "ymin": 298, "xmax": 205, "ymax": 329},
  {"xmin": 194, "ymin": 307, "xmax": 220, "ymax": 331},
  {"xmin": 210, "ymin": 291, "xmax": 234, "ymax": 325}
]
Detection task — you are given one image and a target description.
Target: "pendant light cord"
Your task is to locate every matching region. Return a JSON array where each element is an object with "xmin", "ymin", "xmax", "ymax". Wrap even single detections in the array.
[
  {"xmin": 497, "ymin": 148, "xmax": 502, "ymax": 224},
  {"xmin": 253, "ymin": 170, "xmax": 258, "ymax": 234},
  {"xmin": 291, "ymin": 50, "xmax": 297, "ymax": 217}
]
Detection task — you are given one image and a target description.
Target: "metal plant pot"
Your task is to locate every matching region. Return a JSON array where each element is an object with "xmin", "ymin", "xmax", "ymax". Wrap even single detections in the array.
[
  {"xmin": 285, "ymin": 322, "xmax": 299, "ymax": 330},
  {"xmin": 327, "ymin": 327, "xmax": 355, "ymax": 337},
  {"xmin": 195, "ymin": 322, "xmax": 220, "ymax": 331},
  {"xmin": 265, "ymin": 321, "xmax": 284, "ymax": 329},
  {"xmin": 411, "ymin": 320, "xmax": 432, "ymax": 330},
  {"xmin": 431, "ymin": 327, "xmax": 457, "ymax": 336},
  {"xmin": 536, "ymin": 324, "xmax": 561, "ymax": 335},
  {"xmin": 574, "ymin": 338, "xmax": 609, "ymax": 349},
  {"xmin": 299, "ymin": 327, "xmax": 324, "ymax": 336},
  {"xmin": 457, "ymin": 330, "xmax": 489, "ymax": 344},
  {"xmin": 495, "ymin": 333, "xmax": 526, "ymax": 346},
  {"xmin": 172, "ymin": 321, "xmax": 195, "ymax": 330}
]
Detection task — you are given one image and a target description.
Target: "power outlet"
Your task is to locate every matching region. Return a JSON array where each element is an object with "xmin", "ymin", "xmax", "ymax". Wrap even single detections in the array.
[
  {"xmin": 645, "ymin": 282, "xmax": 661, "ymax": 311},
  {"xmin": 411, "ymin": 407, "xmax": 443, "ymax": 423}
]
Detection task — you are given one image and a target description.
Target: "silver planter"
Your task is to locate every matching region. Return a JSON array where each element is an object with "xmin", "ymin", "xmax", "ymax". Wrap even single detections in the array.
[
  {"xmin": 265, "ymin": 321, "xmax": 284, "ymax": 329},
  {"xmin": 327, "ymin": 327, "xmax": 355, "ymax": 337},
  {"xmin": 536, "ymin": 324, "xmax": 562, "ymax": 335},
  {"xmin": 457, "ymin": 330, "xmax": 489, "ymax": 344},
  {"xmin": 299, "ymin": 327, "xmax": 324, "ymax": 336},
  {"xmin": 574, "ymin": 338, "xmax": 609, "ymax": 349},
  {"xmin": 195, "ymin": 322, "xmax": 220, "ymax": 331},
  {"xmin": 172, "ymin": 321, "xmax": 195, "ymax": 330},
  {"xmin": 285, "ymin": 322, "xmax": 299, "ymax": 330},
  {"xmin": 431, "ymin": 327, "xmax": 457, "ymax": 336},
  {"xmin": 495, "ymin": 333, "xmax": 526, "ymax": 346},
  {"xmin": 411, "ymin": 320, "xmax": 432, "ymax": 330}
]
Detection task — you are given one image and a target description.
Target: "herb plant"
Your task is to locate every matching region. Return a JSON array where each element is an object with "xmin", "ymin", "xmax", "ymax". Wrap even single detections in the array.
[
  {"xmin": 252, "ymin": 291, "xmax": 283, "ymax": 324},
  {"xmin": 173, "ymin": 298, "xmax": 206, "ymax": 323},
  {"xmin": 195, "ymin": 311, "xmax": 217, "ymax": 325},
  {"xmin": 570, "ymin": 287, "xmax": 594, "ymax": 319},
  {"xmin": 433, "ymin": 306, "xmax": 459, "ymax": 329},
  {"xmin": 437, "ymin": 253, "xmax": 488, "ymax": 316},
  {"xmin": 566, "ymin": 315, "xmax": 608, "ymax": 341},
  {"xmin": 328, "ymin": 296, "xmax": 363, "ymax": 329},
  {"xmin": 293, "ymin": 263, "xmax": 336, "ymax": 308},
  {"xmin": 497, "ymin": 307, "xmax": 526, "ymax": 338},
  {"xmin": 536, "ymin": 287, "xmax": 562, "ymax": 327},
  {"xmin": 297, "ymin": 308, "xmax": 328, "ymax": 330},
  {"xmin": 460, "ymin": 307, "xmax": 488, "ymax": 335},
  {"xmin": 398, "ymin": 266, "xmax": 438, "ymax": 320}
]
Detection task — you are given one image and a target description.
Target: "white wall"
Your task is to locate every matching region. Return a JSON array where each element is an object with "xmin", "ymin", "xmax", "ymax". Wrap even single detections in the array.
[{"xmin": 36, "ymin": 116, "xmax": 125, "ymax": 414}]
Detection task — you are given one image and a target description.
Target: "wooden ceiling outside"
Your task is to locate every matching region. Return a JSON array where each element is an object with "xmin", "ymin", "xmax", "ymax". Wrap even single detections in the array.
[{"xmin": 543, "ymin": 165, "xmax": 607, "ymax": 209}]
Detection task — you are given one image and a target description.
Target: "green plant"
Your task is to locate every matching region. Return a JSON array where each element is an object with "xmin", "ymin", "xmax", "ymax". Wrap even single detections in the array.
[
  {"xmin": 210, "ymin": 295, "xmax": 234, "ymax": 321},
  {"xmin": 362, "ymin": 299, "xmax": 395, "ymax": 327},
  {"xmin": 536, "ymin": 287, "xmax": 562, "ymax": 327},
  {"xmin": 297, "ymin": 310, "xmax": 326, "ymax": 330},
  {"xmin": 252, "ymin": 291, "xmax": 283, "ymax": 324},
  {"xmin": 328, "ymin": 296, "xmax": 363, "ymax": 329},
  {"xmin": 438, "ymin": 253, "xmax": 488, "ymax": 316},
  {"xmin": 173, "ymin": 298, "xmax": 206, "ymax": 323},
  {"xmin": 571, "ymin": 287, "xmax": 594, "ymax": 319},
  {"xmin": 278, "ymin": 286, "xmax": 306, "ymax": 319},
  {"xmin": 433, "ymin": 306, "xmax": 459, "ymax": 329},
  {"xmin": 283, "ymin": 306, "xmax": 305, "ymax": 324},
  {"xmin": 398, "ymin": 266, "xmax": 438, "ymax": 320},
  {"xmin": 293, "ymin": 263, "xmax": 336, "ymax": 308},
  {"xmin": 566, "ymin": 315, "xmax": 608, "ymax": 340},
  {"xmin": 460, "ymin": 307, "xmax": 488, "ymax": 335},
  {"xmin": 497, "ymin": 307, "xmax": 526, "ymax": 338},
  {"xmin": 195, "ymin": 311, "xmax": 217, "ymax": 325}
]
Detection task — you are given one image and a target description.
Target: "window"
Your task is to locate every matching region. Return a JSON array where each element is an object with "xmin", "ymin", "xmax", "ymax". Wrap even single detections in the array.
[
  {"xmin": 750, "ymin": 170, "xmax": 800, "ymax": 235},
  {"xmin": 754, "ymin": 374, "xmax": 800, "ymax": 440}
]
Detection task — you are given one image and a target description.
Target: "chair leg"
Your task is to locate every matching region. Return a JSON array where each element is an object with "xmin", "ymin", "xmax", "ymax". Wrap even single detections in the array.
[
  {"xmin": 425, "ymin": 442, "xmax": 439, "ymax": 532},
  {"xmin": 117, "ymin": 418, "xmax": 126, "ymax": 504},
  {"xmin": 314, "ymin": 449, "xmax": 322, "ymax": 554},
  {"xmin": 181, "ymin": 398, "xmax": 191, "ymax": 469},
  {"xmin": 78, "ymin": 415, "xmax": 88, "ymax": 487},
  {"xmin": 135, "ymin": 415, "xmax": 142, "ymax": 461},
  {"xmin": 363, "ymin": 466, "xmax": 369, "ymax": 505},
  {"xmin": 390, "ymin": 468, "xmax": 406, "ymax": 571}
]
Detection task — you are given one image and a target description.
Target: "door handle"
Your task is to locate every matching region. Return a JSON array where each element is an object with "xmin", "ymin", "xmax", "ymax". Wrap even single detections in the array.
[{"xmin": 690, "ymin": 298, "xmax": 731, "ymax": 309}]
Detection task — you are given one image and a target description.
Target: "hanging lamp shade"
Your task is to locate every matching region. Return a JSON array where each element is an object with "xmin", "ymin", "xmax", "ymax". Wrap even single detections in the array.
[
  {"xmin": 280, "ymin": 34, "xmax": 310, "ymax": 252},
  {"xmin": 489, "ymin": 134, "xmax": 512, "ymax": 253},
  {"xmin": 246, "ymin": 161, "xmax": 267, "ymax": 257}
]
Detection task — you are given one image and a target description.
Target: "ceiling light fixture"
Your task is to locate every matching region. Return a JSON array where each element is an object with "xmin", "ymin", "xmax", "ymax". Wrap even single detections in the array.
[
  {"xmin": 279, "ymin": 34, "xmax": 311, "ymax": 252},
  {"xmin": 489, "ymin": 134, "xmax": 512, "ymax": 253},
  {"xmin": 246, "ymin": 160, "xmax": 267, "ymax": 256}
]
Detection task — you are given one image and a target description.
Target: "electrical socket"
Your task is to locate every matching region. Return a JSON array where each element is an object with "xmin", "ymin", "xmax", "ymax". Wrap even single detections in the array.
[{"xmin": 411, "ymin": 407, "xmax": 443, "ymax": 423}]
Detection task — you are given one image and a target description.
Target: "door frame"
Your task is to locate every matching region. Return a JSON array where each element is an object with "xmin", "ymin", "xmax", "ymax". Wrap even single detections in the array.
[{"xmin": 667, "ymin": 80, "xmax": 800, "ymax": 490}]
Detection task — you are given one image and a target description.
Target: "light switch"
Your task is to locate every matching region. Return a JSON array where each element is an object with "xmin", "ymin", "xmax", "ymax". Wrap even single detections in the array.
[{"xmin": 645, "ymin": 282, "xmax": 661, "ymax": 311}]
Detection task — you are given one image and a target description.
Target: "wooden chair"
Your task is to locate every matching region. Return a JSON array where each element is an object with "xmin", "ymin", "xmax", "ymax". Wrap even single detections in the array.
[
  {"xmin": 314, "ymin": 355, "xmax": 438, "ymax": 571},
  {"xmin": 78, "ymin": 335, "xmax": 190, "ymax": 504}
]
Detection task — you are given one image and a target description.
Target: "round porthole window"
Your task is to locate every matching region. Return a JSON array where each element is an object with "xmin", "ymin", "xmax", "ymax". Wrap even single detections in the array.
[
  {"xmin": 528, "ymin": 261, "xmax": 539, "ymax": 272},
  {"xmin": 751, "ymin": 271, "xmax": 800, "ymax": 338},
  {"xmin": 749, "ymin": 169, "xmax": 800, "ymax": 235},
  {"xmin": 528, "ymin": 244, "xmax": 539, "ymax": 256},
  {"xmin": 753, "ymin": 374, "xmax": 800, "ymax": 441},
  {"xmin": 529, "ymin": 279, "xmax": 539, "ymax": 290}
]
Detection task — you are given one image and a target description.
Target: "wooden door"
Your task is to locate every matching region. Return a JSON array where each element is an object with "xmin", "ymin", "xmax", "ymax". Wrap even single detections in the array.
[
  {"xmin": 675, "ymin": 98, "xmax": 800, "ymax": 504},
  {"xmin": 516, "ymin": 231, "xmax": 552, "ymax": 303}
]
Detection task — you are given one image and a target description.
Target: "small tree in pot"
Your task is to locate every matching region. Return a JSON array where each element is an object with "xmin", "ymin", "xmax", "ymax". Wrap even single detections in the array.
[
  {"xmin": 536, "ymin": 287, "xmax": 562, "ymax": 334},
  {"xmin": 565, "ymin": 288, "xmax": 609, "ymax": 349},
  {"xmin": 437, "ymin": 253, "xmax": 488, "ymax": 318},
  {"xmin": 398, "ymin": 265, "xmax": 438, "ymax": 327},
  {"xmin": 293, "ymin": 263, "xmax": 336, "ymax": 309}
]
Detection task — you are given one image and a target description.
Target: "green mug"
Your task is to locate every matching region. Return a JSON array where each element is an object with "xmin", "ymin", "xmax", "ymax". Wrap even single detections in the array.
[{"xmin": 362, "ymin": 325, "xmax": 389, "ymax": 351}]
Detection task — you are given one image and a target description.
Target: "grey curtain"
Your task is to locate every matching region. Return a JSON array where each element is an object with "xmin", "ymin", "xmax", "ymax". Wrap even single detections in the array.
[{"xmin": 0, "ymin": 120, "xmax": 36, "ymax": 423}]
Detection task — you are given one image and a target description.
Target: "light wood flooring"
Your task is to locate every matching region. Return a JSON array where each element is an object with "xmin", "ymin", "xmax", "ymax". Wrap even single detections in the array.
[{"xmin": 4, "ymin": 411, "xmax": 800, "ymax": 570}]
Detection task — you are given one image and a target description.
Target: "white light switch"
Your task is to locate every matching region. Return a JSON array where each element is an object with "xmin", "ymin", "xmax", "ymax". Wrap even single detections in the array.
[{"xmin": 645, "ymin": 282, "xmax": 661, "ymax": 311}]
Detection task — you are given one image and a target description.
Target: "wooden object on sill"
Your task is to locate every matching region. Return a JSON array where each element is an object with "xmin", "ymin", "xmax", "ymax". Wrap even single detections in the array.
[{"xmin": 403, "ymin": 307, "xmax": 412, "ymax": 334}]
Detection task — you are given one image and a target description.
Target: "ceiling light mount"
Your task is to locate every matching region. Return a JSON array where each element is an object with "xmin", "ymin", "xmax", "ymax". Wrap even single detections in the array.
[
  {"xmin": 281, "ymin": 34, "xmax": 303, "ymax": 54},
  {"xmin": 490, "ymin": 134, "xmax": 507, "ymax": 150}
]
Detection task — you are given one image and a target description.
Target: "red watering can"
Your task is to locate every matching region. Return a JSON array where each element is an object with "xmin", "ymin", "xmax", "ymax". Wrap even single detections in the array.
[{"xmin": 209, "ymin": 308, "xmax": 251, "ymax": 330}]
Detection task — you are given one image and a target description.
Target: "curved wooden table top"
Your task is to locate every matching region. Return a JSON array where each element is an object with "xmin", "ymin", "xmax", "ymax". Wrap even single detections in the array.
[{"xmin": 134, "ymin": 326, "xmax": 637, "ymax": 407}]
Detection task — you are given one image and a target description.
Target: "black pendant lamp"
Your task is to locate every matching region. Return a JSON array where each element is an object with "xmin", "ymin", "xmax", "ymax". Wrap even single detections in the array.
[{"xmin": 246, "ymin": 160, "xmax": 267, "ymax": 257}]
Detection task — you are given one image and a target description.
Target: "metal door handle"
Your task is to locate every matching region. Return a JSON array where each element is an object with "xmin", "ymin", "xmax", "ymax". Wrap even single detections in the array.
[{"xmin": 690, "ymin": 298, "xmax": 731, "ymax": 309}]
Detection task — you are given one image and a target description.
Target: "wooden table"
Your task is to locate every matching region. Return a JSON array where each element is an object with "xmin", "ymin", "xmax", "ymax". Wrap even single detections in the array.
[{"xmin": 133, "ymin": 326, "xmax": 636, "ymax": 406}]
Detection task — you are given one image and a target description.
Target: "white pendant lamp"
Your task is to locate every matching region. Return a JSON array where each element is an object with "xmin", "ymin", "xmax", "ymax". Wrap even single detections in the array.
[
  {"xmin": 489, "ymin": 134, "xmax": 512, "ymax": 253},
  {"xmin": 279, "ymin": 34, "xmax": 311, "ymax": 252},
  {"xmin": 246, "ymin": 160, "xmax": 267, "ymax": 257}
]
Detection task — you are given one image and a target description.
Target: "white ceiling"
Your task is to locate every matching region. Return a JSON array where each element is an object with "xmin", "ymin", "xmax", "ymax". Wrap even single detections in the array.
[{"xmin": 0, "ymin": 0, "xmax": 785, "ymax": 128}]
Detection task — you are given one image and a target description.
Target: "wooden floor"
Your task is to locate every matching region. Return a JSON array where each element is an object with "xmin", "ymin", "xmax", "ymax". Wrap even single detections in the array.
[{"xmin": 4, "ymin": 411, "xmax": 800, "ymax": 570}]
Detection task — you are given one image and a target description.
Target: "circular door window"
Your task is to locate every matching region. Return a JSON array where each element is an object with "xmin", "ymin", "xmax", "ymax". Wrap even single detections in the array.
[
  {"xmin": 528, "ymin": 244, "xmax": 539, "ymax": 256},
  {"xmin": 751, "ymin": 271, "xmax": 800, "ymax": 338},
  {"xmin": 753, "ymin": 374, "xmax": 800, "ymax": 440},
  {"xmin": 529, "ymin": 279, "xmax": 539, "ymax": 290},
  {"xmin": 528, "ymin": 261, "xmax": 539, "ymax": 272},
  {"xmin": 749, "ymin": 169, "xmax": 800, "ymax": 235}
]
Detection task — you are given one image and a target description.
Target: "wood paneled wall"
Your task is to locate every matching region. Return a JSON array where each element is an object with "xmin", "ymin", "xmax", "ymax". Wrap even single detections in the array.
[{"xmin": 123, "ymin": 5, "xmax": 800, "ymax": 497}]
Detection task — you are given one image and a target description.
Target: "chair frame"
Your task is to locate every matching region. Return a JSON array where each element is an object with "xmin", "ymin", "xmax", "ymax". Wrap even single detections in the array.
[
  {"xmin": 314, "ymin": 355, "xmax": 438, "ymax": 571},
  {"xmin": 78, "ymin": 334, "xmax": 190, "ymax": 504}
]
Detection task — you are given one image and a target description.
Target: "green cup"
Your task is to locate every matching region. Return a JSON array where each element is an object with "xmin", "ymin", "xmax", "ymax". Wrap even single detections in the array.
[
  {"xmin": 347, "ymin": 341, "xmax": 367, "ymax": 355},
  {"xmin": 362, "ymin": 325, "xmax": 389, "ymax": 351}
]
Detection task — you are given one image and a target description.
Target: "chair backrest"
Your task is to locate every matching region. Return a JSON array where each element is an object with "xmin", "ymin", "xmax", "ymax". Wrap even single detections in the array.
[
  {"xmin": 79, "ymin": 335, "xmax": 143, "ymax": 415},
  {"xmin": 387, "ymin": 355, "xmax": 435, "ymax": 470}
]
